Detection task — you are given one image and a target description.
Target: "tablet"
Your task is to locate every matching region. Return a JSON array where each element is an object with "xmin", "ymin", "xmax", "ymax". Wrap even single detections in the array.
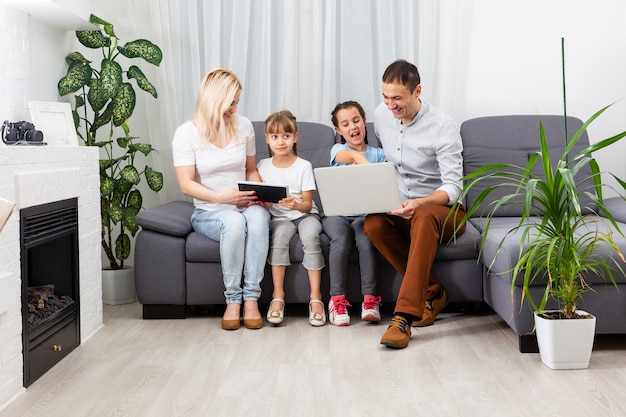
[
  {"xmin": 237, "ymin": 181, "xmax": 289, "ymax": 203},
  {"xmin": 314, "ymin": 162, "xmax": 403, "ymax": 216}
]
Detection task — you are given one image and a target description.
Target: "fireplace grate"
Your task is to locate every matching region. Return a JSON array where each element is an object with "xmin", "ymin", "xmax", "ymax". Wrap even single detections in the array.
[{"xmin": 22, "ymin": 205, "xmax": 78, "ymax": 244}]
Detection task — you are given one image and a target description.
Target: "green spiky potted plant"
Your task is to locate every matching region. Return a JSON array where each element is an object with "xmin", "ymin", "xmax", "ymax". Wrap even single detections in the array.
[
  {"xmin": 58, "ymin": 14, "xmax": 164, "ymax": 304},
  {"xmin": 453, "ymin": 39, "xmax": 626, "ymax": 368}
]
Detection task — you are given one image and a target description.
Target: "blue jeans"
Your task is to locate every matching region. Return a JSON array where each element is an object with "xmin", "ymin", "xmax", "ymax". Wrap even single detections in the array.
[
  {"xmin": 268, "ymin": 214, "xmax": 324, "ymax": 271},
  {"xmin": 323, "ymin": 215, "xmax": 378, "ymax": 296},
  {"xmin": 191, "ymin": 205, "xmax": 270, "ymax": 304}
]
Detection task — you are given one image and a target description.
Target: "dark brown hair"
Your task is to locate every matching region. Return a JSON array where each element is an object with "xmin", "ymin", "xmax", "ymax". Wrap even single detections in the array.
[
  {"xmin": 330, "ymin": 101, "xmax": 369, "ymax": 145},
  {"xmin": 382, "ymin": 59, "xmax": 421, "ymax": 93}
]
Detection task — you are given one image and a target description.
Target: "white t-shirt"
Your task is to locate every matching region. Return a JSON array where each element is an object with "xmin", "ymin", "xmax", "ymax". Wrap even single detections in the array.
[
  {"xmin": 172, "ymin": 116, "xmax": 256, "ymax": 212},
  {"xmin": 257, "ymin": 156, "xmax": 318, "ymax": 220}
]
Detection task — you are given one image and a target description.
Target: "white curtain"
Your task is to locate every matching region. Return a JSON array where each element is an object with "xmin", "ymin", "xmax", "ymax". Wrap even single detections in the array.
[{"xmin": 135, "ymin": 0, "xmax": 472, "ymax": 202}]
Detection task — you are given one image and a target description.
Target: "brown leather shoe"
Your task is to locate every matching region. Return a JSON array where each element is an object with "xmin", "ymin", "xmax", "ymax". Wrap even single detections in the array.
[
  {"xmin": 221, "ymin": 318, "xmax": 241, "ymax": 330},
  {"xmin": 380, "ymin": 315, "xmax": 411, "ymax": 349},
  {"xmin": 412, "ymin": 288, "xmax": 448, "ymax": 327},
  {"xmin": 243, "ymin": 317, "xmax": 263, "ymax": 329}
]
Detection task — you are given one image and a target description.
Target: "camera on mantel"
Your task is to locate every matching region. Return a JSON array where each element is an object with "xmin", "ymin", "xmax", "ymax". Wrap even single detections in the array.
[{"xmin": 2, "ymin": 120, "xmax": 44, "ymax": 144}]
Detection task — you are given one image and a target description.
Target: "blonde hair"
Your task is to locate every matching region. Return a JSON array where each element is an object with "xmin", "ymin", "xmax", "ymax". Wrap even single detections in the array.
[
  {"xmin": 191, "ymin": 68, "xmax": 242, "ymax": 147},
  {"xmin": 264, "ymin": 110, "xmax": 299, "ymax": 156}
]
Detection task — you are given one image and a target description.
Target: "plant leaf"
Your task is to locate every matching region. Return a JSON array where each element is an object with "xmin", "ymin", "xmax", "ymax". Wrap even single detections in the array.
[
  {"xmin": 76, "ymin": 30, "xmax": 110, "ymax": 49},
  {"xmin": 89, "ymin": 14, "xmax": 112, "ymax": 27},
  {"xmin": 89, "ymin": 14, "xmax": 116, "ymax": 38},
  {"xmin": 117, "ymin": 136, "xmax": 130, "ymax": 149},
  {"xmin": 115, "ymin": 232, "xmax": 131, "ymax": 260},
  {"xmin": 127, "ymin": 189, "xmax": 142, "ymax": 209},
  {"xmin": 111, "ymin": 83, "xmax": 136, "ymax": 126},
  {"xmin": 145, "ymin": 166, "xmax": 164, "ymax": 192},
  {"xmin": 122, "ymin": 207, "xmax": 140, "ymax": 236},
  {"xmin": 113, "ymin": 179, "xmax": 132, "ymax": 204},
  {"xmin": 87, "ymin": 78, "xmax": 109, "ymax": 112},
  {"xmin": 91, "ymin": 102, "xmax": 114, "ymax": 133},
  {"xmin": 100, "ymin": 59, "xmax": 123, "ymax": 100},
  {"xmin": 65, "ymin": 51, "xmax": 91, "ymax": 66},
  {"xmin": 118, "ymin": 39, "xmax": 163, "ymax": 66},
  {"xmin": 72, "ymin": 110, "xmax": 80, "ymax": 129},
  {"xmin": 120, "ymin": 166, "xmax": 140, "ymax": 185},
  {"xmin": 129, "ymin": 143, "xmax": 154, "ymax": 156},
  {"xmin": 127, "ymin": 65, "xmax": 158, "ymax": 98},
  {"xmin": 58, "ymin": 62, "xmax": 92, "ymax": 96},
  {"xmin": 108, "ymin": 203, "xmax": 122, "ymax": 224},
  {"xmin": 100, "ymin": 175, "xmax": 115, "ymax": 196}
]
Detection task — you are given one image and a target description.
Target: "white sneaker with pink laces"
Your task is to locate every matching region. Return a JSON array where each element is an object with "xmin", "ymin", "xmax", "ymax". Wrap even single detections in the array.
[
  {"xmin": 361, "ymin": 295, "xmax": 382, "ymax": 322},
  {"xmin": 328, "ymin": 294, "xmax": 351, "ymax": 326}
]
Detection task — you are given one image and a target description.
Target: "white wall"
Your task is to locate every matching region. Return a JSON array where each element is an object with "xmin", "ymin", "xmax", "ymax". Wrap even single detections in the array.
[
  {"xmin": 23, "ymin": 0, "xmax": 626, "ymax": 196},
  {"xmin": 462, "ymin": 0, "xmax": 626, "ymax": 192},
  {"xmin": 28, "ymin": 23, "xmax": 73, "ymax": 103},
  {"xmin": 9, "ymin": 0, "xmax": 626, "ymax": 196},
  {"xmin": 0, "ymin": 4, "xmax": 29, "ymax": 122}
]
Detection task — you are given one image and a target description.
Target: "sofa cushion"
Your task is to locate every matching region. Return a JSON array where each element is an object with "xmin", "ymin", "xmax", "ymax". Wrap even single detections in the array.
[
  {"xmin": 435, "ymin": 220, "xmax": 481, "ymax": 261},
  {"xmin": 461, "ymin": 115, "xmax": 597, "ymax": 217},
  {"xmin": 602, "ymin": 196, "xmax": 626, "ymax": 224},
  {"xmin": 186, "ymin": 231, "xmax": 221, "ymax": 262},
  {"xmin": 136, "ymin": 200, "xmax": 194, "ymax": 236},
  {"xmin": 186, "ymin": 229, "xmax": 331, "ymax": 264},
  {"xmin": 472, "ymin": 216, "xmax": 626, "ymax": 287}
]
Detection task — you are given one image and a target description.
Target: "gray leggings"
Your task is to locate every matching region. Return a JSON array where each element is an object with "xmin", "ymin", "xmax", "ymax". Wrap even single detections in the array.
[
  {"xmin": 268, "ymin": 214, "xmax": 325, "ymax": 271},
  {"xmin": 323, "ymin": 215, "xmax": 378, "ymax": 296}
]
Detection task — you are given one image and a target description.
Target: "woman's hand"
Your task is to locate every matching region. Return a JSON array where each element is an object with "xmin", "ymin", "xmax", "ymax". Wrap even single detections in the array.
[{"xmin": 219, "ymin": 188, "xmax": 259, "ymax": 209}]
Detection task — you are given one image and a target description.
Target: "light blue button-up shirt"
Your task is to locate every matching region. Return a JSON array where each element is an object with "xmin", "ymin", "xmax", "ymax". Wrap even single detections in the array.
[{"xmin": 374, "ymin": 101, "xmax": 463, "ymax": 205}]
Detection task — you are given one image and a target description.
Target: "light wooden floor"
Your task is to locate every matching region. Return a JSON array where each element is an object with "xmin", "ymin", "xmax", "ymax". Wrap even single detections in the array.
[{"xmin": 3, "ymin": 302, "xmax": 626, "ymax": 417}]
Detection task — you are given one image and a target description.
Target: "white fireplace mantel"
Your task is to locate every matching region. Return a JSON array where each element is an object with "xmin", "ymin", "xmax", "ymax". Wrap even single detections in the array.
[{"xmin": 0, "ymin": 146, "xmax": 103, "ymax": 407}]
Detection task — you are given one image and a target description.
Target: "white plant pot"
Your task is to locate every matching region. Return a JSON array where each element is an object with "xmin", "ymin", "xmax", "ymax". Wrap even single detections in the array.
[
  {"xmin": 102, "ymin": 266, "xmax": 136, "ymax": 305},
  {"xmin": 534, "ymin": 310, "xmax": 596, "ymax": 370}
]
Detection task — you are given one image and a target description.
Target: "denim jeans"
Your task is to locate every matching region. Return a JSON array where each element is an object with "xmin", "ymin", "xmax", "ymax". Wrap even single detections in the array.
[
  {"xmin": 269, "ymin": 214, "xmax": 324, "ymax": 271},
  {"xmin": 191, "ymin": 205, "xmax": 270, "ymax": 304},
  {"xmin": 323, "ymin": 215, "xmax": 378, "ymax": 296}
]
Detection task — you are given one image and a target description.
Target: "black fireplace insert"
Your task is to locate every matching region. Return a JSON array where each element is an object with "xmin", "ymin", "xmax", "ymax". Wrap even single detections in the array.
[{"xmin": 20, "ymin": 198, "xmax": 80, "ymax": 387}]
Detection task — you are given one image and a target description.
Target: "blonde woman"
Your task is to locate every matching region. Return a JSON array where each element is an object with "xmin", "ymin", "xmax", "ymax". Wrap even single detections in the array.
[{"xmin": 172, "ymin": 68, "xmax": 270, "ymax": 330}]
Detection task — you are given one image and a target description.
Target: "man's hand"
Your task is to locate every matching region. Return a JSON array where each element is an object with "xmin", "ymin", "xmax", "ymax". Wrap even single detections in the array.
[{"xmin": 389, "ymin": 198, "xmax": 421, "ymax": 219}]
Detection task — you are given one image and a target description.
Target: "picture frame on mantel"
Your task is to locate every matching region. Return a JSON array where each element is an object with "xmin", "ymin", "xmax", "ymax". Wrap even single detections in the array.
[{"xmin": 29, "ymin": 101, "xmax": 78, "ymax": 147}]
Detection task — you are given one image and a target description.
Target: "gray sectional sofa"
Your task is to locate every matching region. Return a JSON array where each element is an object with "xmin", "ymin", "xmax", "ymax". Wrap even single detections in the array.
[{"xmin": 134, "ymin": 115, "xmax": 626, "ymax": 352}]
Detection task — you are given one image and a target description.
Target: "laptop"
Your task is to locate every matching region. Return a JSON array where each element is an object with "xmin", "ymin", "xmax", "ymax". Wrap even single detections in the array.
[{"xmin": 313, "ymin": 162, "xmax": 403, "ymax": 216}]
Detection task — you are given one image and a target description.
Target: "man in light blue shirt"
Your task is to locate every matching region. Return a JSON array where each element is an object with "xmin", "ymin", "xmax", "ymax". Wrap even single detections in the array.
[{"xmin": 364, "ymin": 59, "xmax": 467, "ymax": 349}]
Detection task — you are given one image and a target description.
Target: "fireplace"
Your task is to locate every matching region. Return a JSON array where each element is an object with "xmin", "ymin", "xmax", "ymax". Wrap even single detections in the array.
[
  {"xmin": 20, "ymin": 198, "xmax": 80, "ymax": 387},
  {"xmin": 0, "ymin": 146, "xmax": 101, "ymax": 407}
]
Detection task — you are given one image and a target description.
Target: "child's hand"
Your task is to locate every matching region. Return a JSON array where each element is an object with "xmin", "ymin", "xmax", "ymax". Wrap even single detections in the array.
[{"xmin": 278, "ymin": 196, "xmax": 297, "ymax": 209}]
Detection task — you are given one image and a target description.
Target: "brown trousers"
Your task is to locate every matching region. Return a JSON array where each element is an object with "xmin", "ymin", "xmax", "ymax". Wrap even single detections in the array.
[{"xmin": 363, "ymin": 205, "xmax": 466, "ymax": 319}]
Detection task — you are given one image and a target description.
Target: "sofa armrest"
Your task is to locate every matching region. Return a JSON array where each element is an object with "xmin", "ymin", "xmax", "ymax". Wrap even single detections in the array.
[
  {"xmin": 136, "ymin": 200, "xmax": 194, "ymax": 237},
  {"xmin": 600, "ymin": 196, "xmax": 626, "ymax": 224}
]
